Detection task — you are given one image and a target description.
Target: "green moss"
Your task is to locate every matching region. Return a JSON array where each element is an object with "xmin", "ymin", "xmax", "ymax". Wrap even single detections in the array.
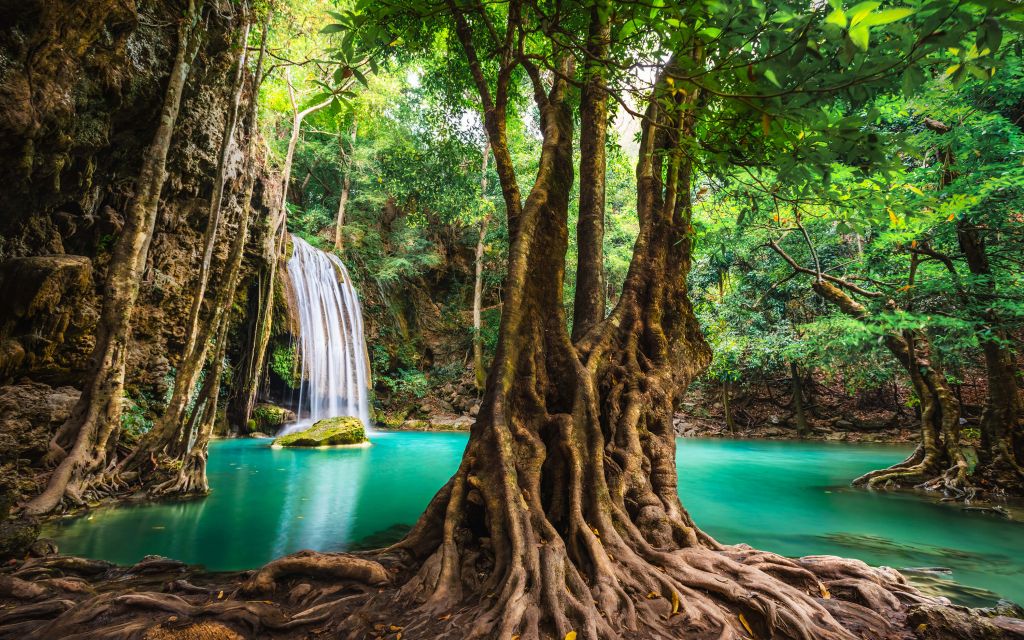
[
  {"xmin": 270, "ymin": 344, "xmax": 301, "ymax": 389},
  {"xmin": 272, "ymin": 417, "xmax": 367, "ymax": 448},
  {"xmin": 253, "ymin": 403, "xmax": 294, "ymax": 430}
]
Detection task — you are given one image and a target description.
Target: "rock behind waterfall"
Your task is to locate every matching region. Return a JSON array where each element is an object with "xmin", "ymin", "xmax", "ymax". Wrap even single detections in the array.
[{"xmin": 272, "ymin": 417, "xmax": 368, "ymax": 448}]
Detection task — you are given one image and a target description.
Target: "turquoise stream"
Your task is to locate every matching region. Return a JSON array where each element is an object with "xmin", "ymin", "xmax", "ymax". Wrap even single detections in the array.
[{"xmin": 45, "ymin": 434, "xmax": 1023, "ymax": 606}]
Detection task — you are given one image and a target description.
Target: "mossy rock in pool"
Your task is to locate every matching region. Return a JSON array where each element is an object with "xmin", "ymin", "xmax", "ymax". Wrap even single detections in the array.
[{"xmin": 272, "ymin": 417, "xmax": 368, "ymax": 448}]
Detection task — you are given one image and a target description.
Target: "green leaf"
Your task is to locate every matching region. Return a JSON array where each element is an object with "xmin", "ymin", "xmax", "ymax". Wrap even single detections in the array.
[
  {"xmin": 763, "ymin": 68, "xmax": 782, "ymax": 87},
  {"xmin": 901, "ymin": 65, "xmax": 925, "ymax": 96},
  {"xmin": 320, "ymin": 23, "xmax": 345, "ymax": 34},
  {"xmin": 824, "ymin": 8, "xmax": 847, "ymax": 28},
  {"xmin": 848, "ymin": 23, "xmax": 870, "ymax": 51},
  {"xmin": 619, "ymin": 18, "xmax": 641, "ymax": 39},
  {"xmin": 352, "ymin": 67, "xmax": 369, "ymax": 87},
  {"xmin": 848, "ymin": 1, "xmax": 881, "ymax": 27},
  {"xmin": 860, "ymin": 7, "xmax": 915, "ymax": 27}
]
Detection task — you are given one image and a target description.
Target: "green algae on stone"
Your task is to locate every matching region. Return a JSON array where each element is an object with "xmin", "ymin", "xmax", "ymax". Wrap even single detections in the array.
[{"xmin": 272, "ymin": 417, "xmax": 367, "ymax": 448}]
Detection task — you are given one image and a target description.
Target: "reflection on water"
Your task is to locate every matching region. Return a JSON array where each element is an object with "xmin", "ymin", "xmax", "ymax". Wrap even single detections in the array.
[{"xmin": 45, "ymin": 434, "xmax": 1024, "ymax": 607}]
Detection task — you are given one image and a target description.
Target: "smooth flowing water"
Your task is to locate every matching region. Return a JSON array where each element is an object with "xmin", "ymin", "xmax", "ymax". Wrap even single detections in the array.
[
  {"xmin": 45, "ymin": 436, "xmax": 1024, "ymax": 606},
  {"xmin": 283, "ymin": 235, "xmax": 371, "ymax": 435}
]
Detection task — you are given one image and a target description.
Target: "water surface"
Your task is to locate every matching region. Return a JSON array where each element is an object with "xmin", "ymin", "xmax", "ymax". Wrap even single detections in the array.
[{"xmin": 46, "ymin": 434, "xmax": 1024, "ymax": 606}]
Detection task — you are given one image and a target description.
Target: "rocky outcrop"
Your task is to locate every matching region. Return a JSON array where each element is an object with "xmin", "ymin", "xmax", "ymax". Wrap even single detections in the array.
[
  {"xmin": 0, "ymin": 0, "xmax": 278, "ymax": 419},
  {"xmin": 272, "ymin": 417, "xmax": 367, "ymax": 448},
  {"xmin": 252, "ymin": 403, "xmax": 297, "ymax": 434},
  {"xmin": 0, "ymin": 256, "xmax": 94, "ymax": 384}
]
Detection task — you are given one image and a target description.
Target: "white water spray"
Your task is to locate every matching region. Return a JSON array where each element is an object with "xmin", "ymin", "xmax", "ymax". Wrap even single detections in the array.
[{"xmin": 280, "ymin": 235, "xmax": 371, "ymax": 435}]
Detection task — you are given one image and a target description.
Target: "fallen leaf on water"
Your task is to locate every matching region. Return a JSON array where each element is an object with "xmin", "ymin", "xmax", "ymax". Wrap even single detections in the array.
[{"xmin": 739, "ymin": 613, "xmax": 754, "ymax": 637}]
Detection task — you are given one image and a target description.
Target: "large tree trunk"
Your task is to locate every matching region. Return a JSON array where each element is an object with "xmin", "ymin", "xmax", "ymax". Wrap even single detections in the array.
[
  {"xmin": 378, "ymin": 62, "xmax": 896, "ymax": 639},
  {"xmin": 571, "ymin": 0, "xmax": 610, "ymax": 342},
  {"xmin": 24, "ymin": 2, "xmax": 205, "ymax": 516}
]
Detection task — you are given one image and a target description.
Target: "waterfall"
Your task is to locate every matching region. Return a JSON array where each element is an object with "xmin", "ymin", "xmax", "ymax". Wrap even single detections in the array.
[{"xmin": 280, "ymin": 235, "xmax": 371, "ymax": 435}]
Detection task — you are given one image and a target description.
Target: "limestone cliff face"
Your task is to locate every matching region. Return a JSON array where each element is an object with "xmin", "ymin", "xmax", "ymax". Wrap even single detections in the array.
[{"xmin": 0, "ymin": 0, "xmax": 276, "ymax": 425}]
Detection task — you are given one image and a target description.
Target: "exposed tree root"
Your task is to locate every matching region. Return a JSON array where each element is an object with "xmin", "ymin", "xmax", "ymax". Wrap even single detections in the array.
[
  {"xmin": 2, "ymin": 547, "xmax": 1018, "ymax": 640},
  {"xmin": 243, "ymin": 550, "xmax": 391, "ymax": 594}
]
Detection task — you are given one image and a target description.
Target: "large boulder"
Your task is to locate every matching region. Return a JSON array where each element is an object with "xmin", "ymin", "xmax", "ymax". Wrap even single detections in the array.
[
  {"xmin": 272, "ymin": 417, "xmax": 367, "ymax": 448},
  {"xmin": 252, "ymin": 403, "xmax": 297, "ymax": 434}
]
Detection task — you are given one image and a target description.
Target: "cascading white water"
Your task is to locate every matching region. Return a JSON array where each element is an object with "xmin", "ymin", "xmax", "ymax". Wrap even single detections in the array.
[{"xmin": 279, "ymin": 235, "xmax": 371, "ymax": 435}]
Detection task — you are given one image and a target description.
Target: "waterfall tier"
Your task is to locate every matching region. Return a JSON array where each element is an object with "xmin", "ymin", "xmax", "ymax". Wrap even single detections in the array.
[{"xmin": 280, "ymin": 235, "xmax": 371, "ymax": 435}]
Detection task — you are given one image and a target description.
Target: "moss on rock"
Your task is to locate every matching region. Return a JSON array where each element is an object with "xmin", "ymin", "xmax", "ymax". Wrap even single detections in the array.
[
  {"xmin": 272, "ymin": 417, "xmax": 367, "ymax": 448},
  {"xmin": 253, "ymin": 403, "xmax": 296, "ymax": 432}
]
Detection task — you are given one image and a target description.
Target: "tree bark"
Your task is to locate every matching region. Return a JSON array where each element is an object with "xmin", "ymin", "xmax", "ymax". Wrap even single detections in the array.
[
  {"xmin": 333, "ymin": 118, "xmax": 356, "ymax": 251},
  {"xmin": 472, "ymin": 145, "xmax": 489, "ymax": 392},
  {"xmin": 722, "ymin": 381, "xmax": 736, "ymax": 433},
  {"xmin": 571, "ymin": 0, "xmax": 610, "ymax": 342},
  {"xmin": 24, "ymin": 1, "xmax": 205, "ymax": 516}
]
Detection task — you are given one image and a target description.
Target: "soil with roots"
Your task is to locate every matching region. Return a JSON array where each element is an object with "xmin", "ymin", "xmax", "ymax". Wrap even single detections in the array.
[{"xmin": 1, "ymin": 546, "xmax": 1023, "ymax": 640}]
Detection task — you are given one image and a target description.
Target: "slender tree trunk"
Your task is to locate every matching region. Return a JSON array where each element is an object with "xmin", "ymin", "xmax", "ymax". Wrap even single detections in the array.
[
  {"xmin": 334, "ymin": 119, "xmax": 356, "ymax": 251},
  {"xmin": 791, "ymin": 362, "xmax": 808, "ymax": 437},
  {"xmin": 809, "ymin": 280, "xmax": 970, "ymax": 494},
  {"xmin": 957, "ymin": 221, "xmax": 1024, "ymax": 493},
  {"xmin": 25, "ymin": 2, "xmax": 205, "ymax": 515},
  {"xmin": 237, "ymin": 73, "xmax": 331, "ymax": 428},
  {"xmin": 926, "ymin": 117, "xmax": 1022, "ymax": 494},
  {"xmin": 472, "ymin": 145, "xmax": 489, "ymax": 391},
  {"xmin": 146, "ymin": 16, "xmax": 250, "ymax": 455},
  {"xmin": 571, "ymin": 0, "xmax": 610, "ymax": 342},
  {"xmin": 722, "ymin": 381, "xmax": 736, "ymax": 433}
]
